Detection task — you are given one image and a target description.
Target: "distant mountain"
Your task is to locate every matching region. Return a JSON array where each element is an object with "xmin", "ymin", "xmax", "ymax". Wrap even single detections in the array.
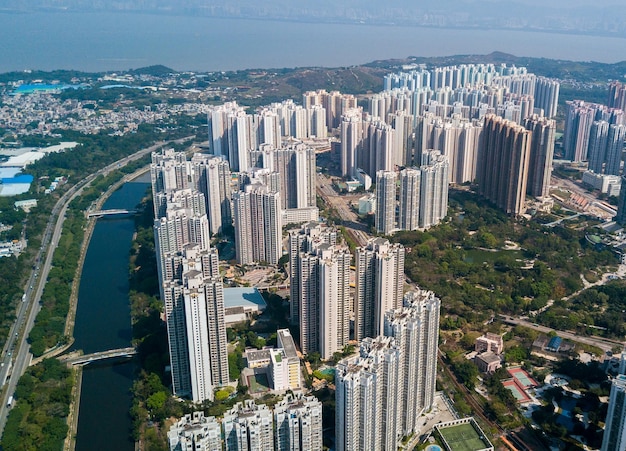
[
  {"xmin": 367, "ymin": 52, "xmax": 626, "ymax": 83},
  {"xmin": 129, "ymin": 65, "xmax": 176, "ymax": 76}
]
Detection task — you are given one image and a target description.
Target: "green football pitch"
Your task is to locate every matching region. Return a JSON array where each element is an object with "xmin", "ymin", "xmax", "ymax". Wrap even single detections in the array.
[{"xmin": 437, "ymin": 423, "xmax": 490, "ymax": 451}]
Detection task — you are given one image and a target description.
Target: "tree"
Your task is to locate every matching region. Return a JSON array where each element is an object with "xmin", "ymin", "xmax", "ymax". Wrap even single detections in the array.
[
  {"xmin": 146, "ymin": 391, "xmax": 168, "ymax": 413},
  {"xmin": 452, "ymin": 360, "xmax": 479, "ymax": 390},
  {"xmin": 504, "ymin": 346, "xmax": 529, "ymax": 364},
  {"xmin": 228, "ymin": 352, "xmax": 245, "ymax": 380}
]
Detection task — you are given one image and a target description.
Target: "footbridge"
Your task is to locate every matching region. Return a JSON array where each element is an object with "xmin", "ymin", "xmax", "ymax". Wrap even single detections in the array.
[
  {"xmin": 87, "ymin": 209, "xmax": 137, "ymax": 218},
  {"xmin": 59, "ymin": 347, "xmax": 137, "ymax": 366}
]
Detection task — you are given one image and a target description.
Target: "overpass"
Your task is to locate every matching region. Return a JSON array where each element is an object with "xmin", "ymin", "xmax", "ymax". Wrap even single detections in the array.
[
  {"xmin": 87, "ymin": 209, "xmax": 138, "ymax": 218},
  {"xmin": 59, "ymin": 347, "xmax": 137, "ymax": 366}
]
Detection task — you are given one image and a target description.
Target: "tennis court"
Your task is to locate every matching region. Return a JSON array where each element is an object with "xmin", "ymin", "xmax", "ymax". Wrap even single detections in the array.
[
  {"xmin": 507, "ymin": 367, "xmax": 538, "ymax": 388},
  {"xmin": 503, "ymin": 379, "xmax": 532, "ymax": 403},
  {"xmin": 437, "ymin": 422, "xmax": 491, "ymax": 451}
]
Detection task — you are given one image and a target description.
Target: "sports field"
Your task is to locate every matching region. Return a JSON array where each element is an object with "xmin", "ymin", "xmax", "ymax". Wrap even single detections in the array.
[
  {"xmin": 246, "ymin": 372, "xmax": 271, "ymax": 394},
  {"xmin": 437, "ymin": 422, "xmax": 491, "ymax": 451},
  {"xmin": 503, "ymin": 379, "xmax": 532, "ymax": 403},
  {"xmin": 507, "ymin": 367, "xmax": 538, "ymax": 388}
]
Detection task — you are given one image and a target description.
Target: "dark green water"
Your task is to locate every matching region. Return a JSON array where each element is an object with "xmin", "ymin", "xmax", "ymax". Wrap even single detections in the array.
[{"xmin": 72, "ymin": 179, "xmax": 149, "ymax": 451}]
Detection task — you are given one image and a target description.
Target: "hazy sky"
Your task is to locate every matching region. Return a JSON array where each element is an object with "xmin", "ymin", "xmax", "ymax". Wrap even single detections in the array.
[{"xmin": 4, "ymin": 0, "xmax": 625, "ymax": 11}]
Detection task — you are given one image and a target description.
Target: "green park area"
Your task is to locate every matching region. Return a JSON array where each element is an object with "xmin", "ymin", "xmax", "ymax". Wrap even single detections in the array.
[{"xmin": 436, "ymin": 422, "xmax": 492, "ymax": 451}]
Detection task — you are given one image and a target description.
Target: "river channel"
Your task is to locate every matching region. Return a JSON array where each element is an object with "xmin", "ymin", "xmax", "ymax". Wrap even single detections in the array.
[{"xmin": 72, "ymin": 176, "xmax": 150, "ymax": 451}]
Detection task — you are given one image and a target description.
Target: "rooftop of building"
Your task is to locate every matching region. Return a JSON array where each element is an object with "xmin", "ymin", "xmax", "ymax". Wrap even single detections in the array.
[
  {"xmin": 245, "ymin": 348, "xmax": 272, "ymax": 363},
  {"xmin": 547, "ymin": 336, "xmax": 563, "ymax": 351},
  {"xmin": 476, "ymin": 351, "xmax": 501, "ymax": 365},
  {"xmin": 223, "ymin": 287, "xmax": 267, "ymax": 311},
  {"xmin": 277, "ymin": 329, "xmax": 298, "ymax": 359}
]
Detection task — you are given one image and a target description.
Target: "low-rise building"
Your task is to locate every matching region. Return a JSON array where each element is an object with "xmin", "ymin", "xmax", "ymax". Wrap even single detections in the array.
[
  {"xmin": 582, "ymin": 171, "xmax": 622, "ymax": 196},
  {"xmin": 223, "ymin": 287, "xmax": 267, "ymax": 326},
  {"xmin": 14, "ymin": 198, "xmax": 37, "ymax": 211},
  {"xmin": 474, "ymin": 351, "xmax": 502, "ymax": 374},
  {"xmin": 282, "ymin": 207, "xmax": 319, "ymax": 225},
  {"xmin": 475, "ymin": 333, "xmax": 504, "ymax": 355},
  {"xmin": 243, "ymin": 329, "xmax": 301, "ymax": 393}
]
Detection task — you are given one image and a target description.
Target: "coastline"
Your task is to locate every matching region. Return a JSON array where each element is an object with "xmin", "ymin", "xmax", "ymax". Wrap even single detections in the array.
[
  {"xmin": 2, "ymin": 9, "xmax": 626, "ymax": 42},
  {"xmin": 2, "ymin": 13, "xmax": 626, "ymax": 73}
]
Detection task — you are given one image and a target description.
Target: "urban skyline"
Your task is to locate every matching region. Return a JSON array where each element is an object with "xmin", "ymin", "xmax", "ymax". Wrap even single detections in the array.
[
  {"xmin": 126, "ymin": 60, "xmax": 625, "ymax": 451},
  {"xmin": 3, "ymin": 42, "xmax": 626, "ymax": 451}
]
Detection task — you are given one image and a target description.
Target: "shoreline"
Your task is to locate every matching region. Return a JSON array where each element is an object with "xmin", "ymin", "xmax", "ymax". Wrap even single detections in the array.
[
  {"xmin": 2, "ymin": 10, "xmax": 626, "ymax": 43},
  {"xmin": 63, "ymin": 366, "xmax": 82, "ymax": 451},
  {"xmin": 1, "ymin": 15, "xmax": 626, "ymax": 73}
]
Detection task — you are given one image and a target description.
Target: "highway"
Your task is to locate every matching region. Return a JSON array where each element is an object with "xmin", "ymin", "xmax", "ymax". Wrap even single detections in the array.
[{"xmin": 0, "ymin": 137, "xmax": 193, "ymax": 435}]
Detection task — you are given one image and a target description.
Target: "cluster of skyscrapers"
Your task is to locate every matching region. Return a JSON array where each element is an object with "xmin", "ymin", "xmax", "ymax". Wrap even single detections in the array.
[
  {"xmin": 335, "ymin": 289, "xmax": 441, "ymax": 451},
  {"xmin": 156, "ymin": 62, "xmax": 587, "ymax": 449},
  {"xmin": 204, "ymin": 63, "xmax": 562, "ymax": 235},
  {"xmin": 168, "ymin": 394, "xmax": 323, "ymax": 451},
  {"xmin": 561, "ymin": 83, "xmax": 626, "ymax": 224},
  {"xmin": 288, "ymin": 222, "xmax": 351, "ymax": 360},
  {"xmin": 151, "ymin": 149, "xmax": 230, "ymax": 403},
  {"xmin": 285, "ymin": 221, "xmax": 442, "ymax": 451},
  {"xmin": 375, "ymin": 149, "xmax": 450, "ymax": 234},
  {"xmin": 563, "ymin": 100, "xmax": 625, "ymax": 165},
  {"xmin": 288, "ymin": 223, "xmax": 407, "ymax": 361},
  {"xmin": 353, "ymin": 64, "xmax": 558, "ymax": 222}
]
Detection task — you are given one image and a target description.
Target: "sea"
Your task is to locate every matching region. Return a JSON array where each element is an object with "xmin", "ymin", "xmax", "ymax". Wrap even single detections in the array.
[{"xmin": 1, "ymin": 11, "xmax": 626, "ymax": 73}]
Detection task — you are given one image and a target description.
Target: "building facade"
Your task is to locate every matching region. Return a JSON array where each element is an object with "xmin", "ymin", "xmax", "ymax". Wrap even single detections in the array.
[
  {"xmin": 524, "ymin": 115, "xmax": 556, "ymax": 198},
  {"xmin": 601, "ymin": 375, "xmax": 626, "ymax": 451},
  {"xmin": 288, "ymin": 223, "xmax": 349, "ymax": 359},
  {"xmin": 375, "ymin": 170, "xmax": 397, "ymax": 234},
  {"xmin": 274, "ymin": 394, "xmax": 323, "ymax": 451},
  {"xmin": 233, "ymin": 183, "xmax": 282, "ymax": 265},
  {"xmin": 477, "ymin": 115, "xmax": 532, "ymax": 215},
  {"xmin": 151, "ymin": 149, "xmax": 229, "ymax": 403},
  {"xmin": 336, "ymin": 289, "xmax": 441, "ymax": 451},
  {"xmin": 355, "ymin": 238, "xmax": 405, "ymax": 341}
]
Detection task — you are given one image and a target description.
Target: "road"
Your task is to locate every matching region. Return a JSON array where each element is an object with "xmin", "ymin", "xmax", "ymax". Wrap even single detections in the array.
[
  {"xmin": 316, "ymin": 173, "xmax": 370, "ymax": 246},
  {"xmin": 59, "ymin": 347, "xmax": 137, "ymax": 366},
  {"xmin": 499, "ymin": 315, "xmax": 624, "ymax": 354},
  {"xmin": 0, "ymin": 137, "xmax": 193, "ymax": 435}
]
